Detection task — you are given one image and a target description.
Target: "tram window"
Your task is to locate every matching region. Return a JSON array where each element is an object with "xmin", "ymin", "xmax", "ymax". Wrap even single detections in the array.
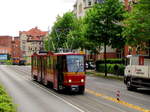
[
  {"xmin": 37, "ymin": 57, "xmax": 40, "ymax": 67},
  {"xmin": 51, "ymin": 57, "xmax": 53, "ymax": 69},
  {"xmin": 47, "ymin": 56, "xmax": 49, "ymax": 68},
  {"xmin": 63, "ymin": 58, "xmax": 67, "ymax": 72},
  {"xmin": 33, "ymin": 56, "xmax": 37, "ymax": 66},
  {"xmin": 66, "ymin": 55, "xmax": 84, "ymax": 72},
  {"xmin": 31, "ymin": 57, "xmax": 33, "ymax": 66},
  {"xmin": 33, "ymin": 57, "xmax": 35, "ymax": 66},
  {"xmin": 47, "ymin": 56, "xmax": 52, "ymax": 68},
  {"xmin": 36, "ymin": 57, "xmax": 37, "ymax": 66}
]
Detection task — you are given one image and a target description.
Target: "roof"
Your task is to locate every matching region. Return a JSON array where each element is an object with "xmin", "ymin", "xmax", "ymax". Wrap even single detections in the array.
[{"xmin": 19, "ymin": 27, "xmax": 48, "ymax": 41}]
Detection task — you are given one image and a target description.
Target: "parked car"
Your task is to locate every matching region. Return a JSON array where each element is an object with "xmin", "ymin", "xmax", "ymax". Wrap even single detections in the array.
[{"xmin": 85, "ymin": 61, "xmax": 96, "ymax": 69}]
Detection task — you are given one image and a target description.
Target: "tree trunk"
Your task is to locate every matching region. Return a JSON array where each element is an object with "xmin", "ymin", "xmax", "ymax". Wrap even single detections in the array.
[
  {"xmin": 149, "ymin": 40, "xmax": 150, "ymax": 58},
  {"xmin": 104, "ymin": 42, "xmax": 107, "ymax": 77}
]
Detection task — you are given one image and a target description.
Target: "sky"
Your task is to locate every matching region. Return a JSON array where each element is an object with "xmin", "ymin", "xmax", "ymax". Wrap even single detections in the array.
[{"xmin": 0, "ymin": 0, "xmax": 76, "ymax": 36}]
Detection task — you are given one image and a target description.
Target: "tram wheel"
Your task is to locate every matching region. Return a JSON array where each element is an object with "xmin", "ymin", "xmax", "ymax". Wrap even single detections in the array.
[{"xmin": 78, "ymin": 86, "xmax": 85, "ymax": 94}]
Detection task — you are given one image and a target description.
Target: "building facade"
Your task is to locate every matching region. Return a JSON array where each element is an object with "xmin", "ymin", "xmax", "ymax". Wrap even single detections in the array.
[
  {"xmin": 0, "ymin": 36, "xmax": 12, "ymax": 55},
  {"xmin": 19, "ymin": 27, "xmax": 48, "ymax": 63},
  {"xmin": 0, "ymin": 36, "xmax": 21, "ymax": 60},
  {"xmin": 11, "ymin": 37, "xmax": 22, "ymax": 58},
  {"xmin": 74, "ymin": 0, "xmax": 99, "ymax": 18}
]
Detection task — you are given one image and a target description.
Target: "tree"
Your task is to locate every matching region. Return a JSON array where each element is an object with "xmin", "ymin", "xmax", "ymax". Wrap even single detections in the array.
[
  {"xmin": 84, "ymin": 0, "xmax": 125, "ymax": 76},
  {"xmin": 123, "ymin": 0, "xmax": 150, "ymax": 51},
  {"xmin": 66, "ymin": 18, "xmax": 96, "ymax": 50},
  {"xmin": 50, "ymin": 12, "xmax": 77, "ymax": 51},
  {"xmin": 44, "ymin": 37, "xmax": 56, "ymax": 51}
]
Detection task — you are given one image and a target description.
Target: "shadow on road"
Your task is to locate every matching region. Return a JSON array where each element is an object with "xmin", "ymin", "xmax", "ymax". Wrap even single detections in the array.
[
  {"xmin": 32, "ymin": 80, "xmax": 84, "ymax": 96},
  {"xmin": 133, "ymin": 88, "xmax": 150, "ymax": 95}
]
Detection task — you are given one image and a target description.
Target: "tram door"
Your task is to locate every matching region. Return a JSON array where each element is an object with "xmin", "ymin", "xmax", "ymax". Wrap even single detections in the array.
[
  {"xmin": 41, "ymin": 56, "xmax": 47, "ymax": 83},
  {"xmin": 57, "ymin": 56, "xmax": 63, "ymax": 89},
  {"xmin": 54, "ymin": 56, "xmax": 63, "ymax": 90},
  {"xmin": 37, "ymin": 56, "xmax": 41, "ymax": 81}
]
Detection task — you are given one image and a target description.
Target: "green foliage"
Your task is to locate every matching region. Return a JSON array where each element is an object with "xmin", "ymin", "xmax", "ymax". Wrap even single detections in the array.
[
  {"xmin": 0, "ymin": 60, "xmax": 12, "ymax": 65},
  {"xmin": 96, "ymin": 58, "xmax": 125, "ymax": 64},
  {"xmin": 97, "ymin": 64, "xmax": 125, "ymax": 75},
  {"xmin": 123, "ymin": 0, "xmax": 150, "ymax": 47},
  {"xmin": 65, "ymin": 18, "xmax": 85, "ymax": 49},
  {"xmin": 83, "ymin": 0, "xmax": 125, "ymax": 49},
  {"xmin": 45, "ymin": 11, "xmax": 99, "ymax": 52},
  {"xmin": 0, "ymin": 85, "xmax": 17, "ymax": 112},
  {"xmin": 67, "ymin": 22, "xmax": 99, "ymax": 52},
  {"xmin": 49, "ymin": 12, "xmax": 77, "ymax": 50}
]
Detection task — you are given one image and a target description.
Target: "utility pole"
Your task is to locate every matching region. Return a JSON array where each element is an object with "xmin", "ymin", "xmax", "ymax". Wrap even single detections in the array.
[{"xmin": 48, "ymin": 26, "xmax": 50, "ymax": 51}]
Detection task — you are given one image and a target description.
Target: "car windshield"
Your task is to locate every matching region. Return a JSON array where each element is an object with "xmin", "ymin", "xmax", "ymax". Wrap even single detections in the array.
[{"xmin": 66, "ymin": 55, "xmax": 84, "ymax": 72}]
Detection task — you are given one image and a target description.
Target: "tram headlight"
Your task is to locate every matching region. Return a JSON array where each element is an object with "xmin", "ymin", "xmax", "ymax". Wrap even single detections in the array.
[
  {"xmin": 81, "ymin": 79, "xmax": 84, "ymax": 82},
  {"xmin": 68, "ymin": 79, "xmax": 72, "ymax": 83}
]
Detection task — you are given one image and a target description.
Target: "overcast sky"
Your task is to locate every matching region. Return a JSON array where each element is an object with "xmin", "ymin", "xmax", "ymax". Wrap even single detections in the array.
[{"xmin": 0, "ymin": 0, "xmax": 76, "ymax": 36}]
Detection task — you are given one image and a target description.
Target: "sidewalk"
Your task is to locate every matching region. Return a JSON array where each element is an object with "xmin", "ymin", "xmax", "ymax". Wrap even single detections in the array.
[{"xmin": 86, "ymin": 70, "xmax": 124, "ymax": 80}]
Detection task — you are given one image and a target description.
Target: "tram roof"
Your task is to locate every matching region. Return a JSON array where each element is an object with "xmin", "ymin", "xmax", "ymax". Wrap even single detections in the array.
[
  {"xmin": 55, "ymin": 52, "xmax": 84, "ymax": 56},
  {"xmin": 32, "ymin": 51, "xmax": 85, "ymax": 57}
]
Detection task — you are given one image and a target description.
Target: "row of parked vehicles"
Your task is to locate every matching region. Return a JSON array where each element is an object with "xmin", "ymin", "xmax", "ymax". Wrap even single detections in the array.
[{"xmin": 12, "ymin": 57, "xmax": 26, "ymax": 65}]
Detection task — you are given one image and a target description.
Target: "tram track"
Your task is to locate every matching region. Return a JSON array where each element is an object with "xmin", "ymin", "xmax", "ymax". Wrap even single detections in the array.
[{"xmin": 5, "ymin": 65, "xmax": 150, "ymax": 112}]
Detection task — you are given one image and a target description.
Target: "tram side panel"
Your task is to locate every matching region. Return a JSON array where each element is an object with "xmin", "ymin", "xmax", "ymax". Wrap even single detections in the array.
[
  {"xmin": 31, "ymin": 55, "xmax": 38, "ymax": 80},
  {"xmin": 31, "ymin": 53, "xmax": 86, "ymax": 93}
]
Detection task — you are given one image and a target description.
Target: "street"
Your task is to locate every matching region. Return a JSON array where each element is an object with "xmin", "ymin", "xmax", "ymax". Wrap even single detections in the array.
[{"xmin": 0, "ymin": 65, "xmax": 150, "ymax": 112}]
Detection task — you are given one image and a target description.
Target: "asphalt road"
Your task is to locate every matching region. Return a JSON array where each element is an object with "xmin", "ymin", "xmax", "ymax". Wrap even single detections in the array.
[{"xmin": 0, "ymin": 65, "xmax": 150, "ymax": 112}]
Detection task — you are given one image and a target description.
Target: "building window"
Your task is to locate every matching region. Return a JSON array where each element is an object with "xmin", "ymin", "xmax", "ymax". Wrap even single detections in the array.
[
  {"xmin": 22, "ymin": 40, "xmax": 26, "ymax": 44},
  {"xmin": 96, "ymin": 0, "xmax": 104, "ymax": 3},
  {"xmin": 79, "ymin": 3, "xmax": 83, "ymax": 14},
  {"xmin": 22, "ymin": 46, "xmax": 25, "ymax": 50},
  {"xmin": 88, "ymin": 0, "xmax": 91, "ymax": 6}
]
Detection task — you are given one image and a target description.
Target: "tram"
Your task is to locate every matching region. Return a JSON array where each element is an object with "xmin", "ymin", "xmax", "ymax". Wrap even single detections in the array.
[{"xmin": 31, "ymin": 51, "xmax": 86, "ymax": 94}]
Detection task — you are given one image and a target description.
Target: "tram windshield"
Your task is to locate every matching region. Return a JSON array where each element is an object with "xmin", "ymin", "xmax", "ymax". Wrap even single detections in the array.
[{"xmin": 66, "ymin": 55, "xmax": 84, "ymax": 72}]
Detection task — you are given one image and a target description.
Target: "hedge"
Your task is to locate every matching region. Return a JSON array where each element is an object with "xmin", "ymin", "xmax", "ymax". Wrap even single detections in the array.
[
  {"xmin": 96, "ymin": 64, "xmax": 125, "ymax": 76},
  {"xmin": 0, "ymin": 60, "xmax": 12, "ymax": 65},
  {"xmin": 0, "ymin": 85, "xmax": 17, "ymax": 112},
  {"xmin": 96, "ymin": 59, "xmax": 125, "ymax": 64}
]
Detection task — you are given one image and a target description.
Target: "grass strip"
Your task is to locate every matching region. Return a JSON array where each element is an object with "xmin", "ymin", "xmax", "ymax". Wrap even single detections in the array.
[
  {"xmin": 0, "ymin": 85, "xmax": 17, "ymax": 112},
  {"xmin": 86, "ymin": 71, "xmax": 124, "ymax": 81}
]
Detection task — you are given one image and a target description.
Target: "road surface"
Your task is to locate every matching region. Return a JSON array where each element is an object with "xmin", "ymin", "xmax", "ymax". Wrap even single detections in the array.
[{"xmin": 0, "ymin": 65, "xmax": 150, "ymax": 112}]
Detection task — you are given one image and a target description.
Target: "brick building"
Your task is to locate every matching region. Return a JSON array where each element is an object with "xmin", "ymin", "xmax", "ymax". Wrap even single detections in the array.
[
  {"xmin": 11, "ymin": 37, "xmax": 22, "ymax": 58},
  {"xmin": 0, "ymin": 36, "xmax": 12, "ymax": 55},
  {"xmin": 0, "ymin": 36, "xmax": 22, "ymax": 59}
]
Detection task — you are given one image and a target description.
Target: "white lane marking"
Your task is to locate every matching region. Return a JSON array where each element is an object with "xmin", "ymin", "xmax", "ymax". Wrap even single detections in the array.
[{"xmin": 6, "ymin": 67, "xmax": 85, "ymax": 112}]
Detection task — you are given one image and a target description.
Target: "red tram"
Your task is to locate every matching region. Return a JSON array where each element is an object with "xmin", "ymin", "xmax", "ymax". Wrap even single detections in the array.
[{"xmin": 31, "ymin": 51, "xmax": 86, "ymax": 94}]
